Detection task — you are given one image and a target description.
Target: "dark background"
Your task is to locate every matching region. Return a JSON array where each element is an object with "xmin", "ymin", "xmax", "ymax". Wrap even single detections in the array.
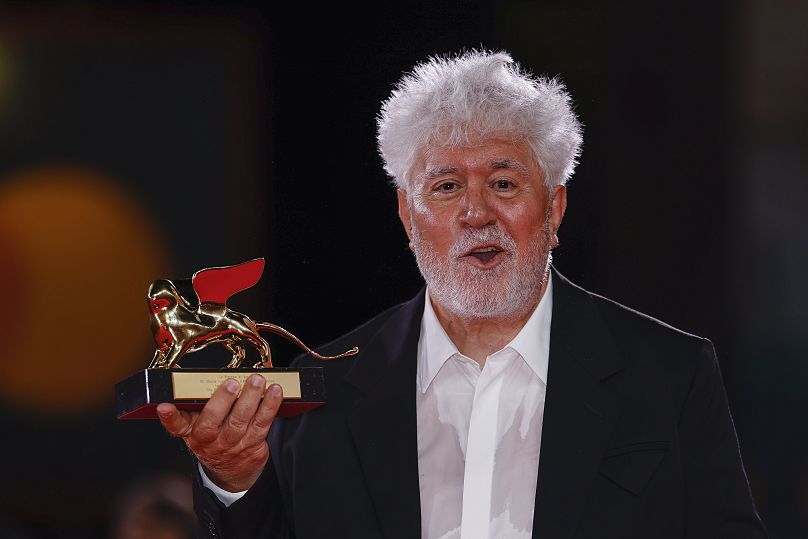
[{"xmin": 0, "ymin": 1, "xmax": 805, "ymax": 537}]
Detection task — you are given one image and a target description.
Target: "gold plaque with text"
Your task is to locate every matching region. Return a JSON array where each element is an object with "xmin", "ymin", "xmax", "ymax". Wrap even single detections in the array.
[{"xmin": 172, "ymin": 371, "xmax": 302, "ymax": 400}]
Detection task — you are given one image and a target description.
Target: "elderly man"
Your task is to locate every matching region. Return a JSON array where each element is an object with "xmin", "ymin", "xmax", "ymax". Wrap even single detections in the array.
[{"xmin": 157, "ymin": 51, "xmax": 767, "ymax": 538}]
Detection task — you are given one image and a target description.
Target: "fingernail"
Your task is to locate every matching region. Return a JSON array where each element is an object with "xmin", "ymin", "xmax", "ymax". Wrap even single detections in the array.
[
  {"xmin": 250, "ymin": 375, "xmax": 265, "ymax": 388},
  {"xmin": 270, "ymin": 384, "xmax": 282, "ymax": 397},
  {"xmin": 225, "ymin": 379, "xmax": 240, "ymax": 393}
]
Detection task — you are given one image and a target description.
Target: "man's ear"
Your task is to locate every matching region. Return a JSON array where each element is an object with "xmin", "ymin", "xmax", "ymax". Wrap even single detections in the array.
[
  {"xmin": 397, "ymin": 189, "xmax": 413, "ymax": 242},
  {"xmin": 549, "ymin": 185, "xmax": 567, "ymax": 245}
]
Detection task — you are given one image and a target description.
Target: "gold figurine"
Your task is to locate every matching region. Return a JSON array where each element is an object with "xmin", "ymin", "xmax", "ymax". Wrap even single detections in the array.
[{"xmin": 147, "ymin": 258, "xmax": 358, "ymax": 369}]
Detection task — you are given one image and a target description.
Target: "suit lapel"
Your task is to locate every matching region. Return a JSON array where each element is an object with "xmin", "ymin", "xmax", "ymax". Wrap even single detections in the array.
[
  {"xmin": 339, "ymin": 274, "xmax": 625, "ymax": 538},
  {"xmin": 344, "ymin": 290, "xmax": 425, "ymax": 539},
  {"xmin": 532, "ymin": 270, "xmax": 625, "ymax": 538}
]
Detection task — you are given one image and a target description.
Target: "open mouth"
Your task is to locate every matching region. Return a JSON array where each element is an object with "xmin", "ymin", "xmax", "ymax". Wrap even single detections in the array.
[{"xmin": 465, "ymin": 245, "xmax": 504, "ymax": 265}]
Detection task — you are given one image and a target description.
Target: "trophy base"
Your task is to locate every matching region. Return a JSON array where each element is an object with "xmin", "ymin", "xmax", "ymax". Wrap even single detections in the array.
[{"xmin": 115, "ymin": 367, "xmax": 326, "ymax": 420}]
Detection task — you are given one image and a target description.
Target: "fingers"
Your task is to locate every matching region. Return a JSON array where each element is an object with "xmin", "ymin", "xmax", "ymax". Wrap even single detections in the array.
[
  {"xmin": 221, "ymin": 375, "xmax": 268, "ymax": 444},
  {"xmin": 244, "ymin": 384, "xmax": 283, "ymax": 445},
  {"xmin": 158, "ymin": 376, "xmax": 282, "ymax": 450},
  {"xmin": 193, "ymin": 378, "xmax": 241, "ymax": 441}
]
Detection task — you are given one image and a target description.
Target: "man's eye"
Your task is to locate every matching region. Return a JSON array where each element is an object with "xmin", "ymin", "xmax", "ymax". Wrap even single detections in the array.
[
  {"xmin": 436, "ymin": 182, "xmax": 457, "ymax": 192},
  {"xmin": 494, "ymin": 179, "xmax": 513, "ymax": 189}
]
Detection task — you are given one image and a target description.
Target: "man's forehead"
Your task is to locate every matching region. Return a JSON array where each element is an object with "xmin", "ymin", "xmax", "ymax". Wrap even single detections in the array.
[
  {"xmin": 414, "ymin": 138, "xmax": 539, "ymax": 179},
  {"xmin": 422, "ymin": 159, "xmax": 531, "ymax": 179}
]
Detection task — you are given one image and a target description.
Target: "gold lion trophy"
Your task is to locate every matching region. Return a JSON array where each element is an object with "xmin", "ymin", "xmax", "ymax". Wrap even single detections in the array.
[{"xmin": 115, "ymin": 258, "xmax": 358, "ymax": 419}]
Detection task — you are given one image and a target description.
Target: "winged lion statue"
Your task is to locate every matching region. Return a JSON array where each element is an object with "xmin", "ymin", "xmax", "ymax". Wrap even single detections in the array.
[{"xmin": 147, "ymin": 258, "xmax": 358, "ymax": 369}]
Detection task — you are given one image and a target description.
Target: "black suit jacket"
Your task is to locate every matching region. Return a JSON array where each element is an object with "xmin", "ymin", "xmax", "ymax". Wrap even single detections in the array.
[{"xmin": 194, "ymin": 270, "xmax": 767, "ymax": 538}]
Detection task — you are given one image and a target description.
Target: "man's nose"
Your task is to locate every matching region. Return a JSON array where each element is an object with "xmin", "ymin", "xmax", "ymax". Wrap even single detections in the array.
[{"xmin": 460, "ymin": 187, "xmax": 496, "ymax": 228}]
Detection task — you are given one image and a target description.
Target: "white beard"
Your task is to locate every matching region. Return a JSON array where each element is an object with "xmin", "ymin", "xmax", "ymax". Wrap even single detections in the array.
[{"xmin": 411, "ymin": 214, "xmax": 552, "ymax": 320}]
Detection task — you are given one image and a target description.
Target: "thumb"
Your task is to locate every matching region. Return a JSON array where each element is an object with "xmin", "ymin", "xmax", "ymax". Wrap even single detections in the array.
[{"xmin": 157, "ymin": 403, "xmax": 194, "ymax": 438}]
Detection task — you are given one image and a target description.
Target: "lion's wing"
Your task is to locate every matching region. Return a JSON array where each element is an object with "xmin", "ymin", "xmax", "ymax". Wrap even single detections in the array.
[{"xmin": 191, "ymin": 258, "xmax": 265, "ymax": 305}]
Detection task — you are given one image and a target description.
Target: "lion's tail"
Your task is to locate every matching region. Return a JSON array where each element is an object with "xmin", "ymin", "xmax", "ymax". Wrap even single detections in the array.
[{"xmin": 255, "ymin": 322, "xmax": 359, "ymax": 361}]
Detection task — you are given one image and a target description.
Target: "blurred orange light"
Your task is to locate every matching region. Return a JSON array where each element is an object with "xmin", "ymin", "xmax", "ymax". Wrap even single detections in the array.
[{"xmin": 0, "ymin": 165, "xmax": 169, "ymax": 415}]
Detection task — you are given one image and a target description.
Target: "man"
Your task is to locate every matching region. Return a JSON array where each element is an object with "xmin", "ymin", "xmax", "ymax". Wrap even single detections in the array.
[{"xmin": 157, "ymin": 51, "xmax": 767, "ymax": 538}]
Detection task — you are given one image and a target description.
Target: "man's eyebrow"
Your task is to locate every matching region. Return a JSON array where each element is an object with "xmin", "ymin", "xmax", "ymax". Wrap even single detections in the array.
[
  {"xmin": 490, "ymin": 159, "xmax": 530, "ymax": 176},
  {"xmin": 423, "ymin": 166, "xmax": 459, "ymax": 179}
]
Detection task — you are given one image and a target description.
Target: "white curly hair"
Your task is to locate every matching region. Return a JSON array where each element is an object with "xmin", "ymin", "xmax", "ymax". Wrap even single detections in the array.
[{"xmin": 377, "ymin": 50, "xmax": 583, "ymax": 190}]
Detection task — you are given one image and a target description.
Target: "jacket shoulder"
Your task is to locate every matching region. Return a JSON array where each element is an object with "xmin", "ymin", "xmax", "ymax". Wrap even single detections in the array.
[
  {"xmin": 591, "ymin": 289, "xmax": 708, "ymax": 350},
  {"xmin": 583, "ymin": 285, "xmax": 717, "ymax": 405},
  {"xmin": 553, "ymin": 270, "xmax": 715, "ymax": 399},
  {"xmin": 290, "ymin": 293, "xmax": 421, "ymax": 368}
]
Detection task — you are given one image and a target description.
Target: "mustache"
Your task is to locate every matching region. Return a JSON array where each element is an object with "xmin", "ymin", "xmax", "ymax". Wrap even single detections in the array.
[{"xmin": 448, "ymin": 226, "xmax": 517, "ymax": 257}]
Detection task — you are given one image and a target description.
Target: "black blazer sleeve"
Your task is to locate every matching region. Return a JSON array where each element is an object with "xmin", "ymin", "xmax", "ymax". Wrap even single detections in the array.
[
  {"xmin": 680, "ymin": 339, "xmax": 767, "ymax": 538},
  {"xmin": 192, "ymin": 457, "xmax": 293, "ymax": 539}
]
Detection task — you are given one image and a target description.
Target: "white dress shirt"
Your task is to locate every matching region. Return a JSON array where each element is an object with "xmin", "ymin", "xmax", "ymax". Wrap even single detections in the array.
[
  {"xmin": 203, "ymin": 277, "xmax": 553, "ymax": 539},
  {"xmin": 417, "ymin": 277, "xmax": 551, "ymax": 539}
]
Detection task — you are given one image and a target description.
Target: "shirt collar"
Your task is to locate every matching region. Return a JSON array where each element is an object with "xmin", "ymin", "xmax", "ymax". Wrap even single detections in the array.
[{"xmin": 417, "ymin": 274, "xmax": 553, "ymax": 393}]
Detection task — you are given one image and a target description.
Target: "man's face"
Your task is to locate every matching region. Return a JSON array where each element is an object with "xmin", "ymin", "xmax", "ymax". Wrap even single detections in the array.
[{"xmin": 397, "ymin": 136, "xmax": 567, "ymax": 320}]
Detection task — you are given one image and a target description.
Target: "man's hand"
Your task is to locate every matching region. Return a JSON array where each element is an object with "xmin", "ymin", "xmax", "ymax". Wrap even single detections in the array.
[{"xmin": 157, "ymin": 374, "xmax": 283, "ymax": 492}]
